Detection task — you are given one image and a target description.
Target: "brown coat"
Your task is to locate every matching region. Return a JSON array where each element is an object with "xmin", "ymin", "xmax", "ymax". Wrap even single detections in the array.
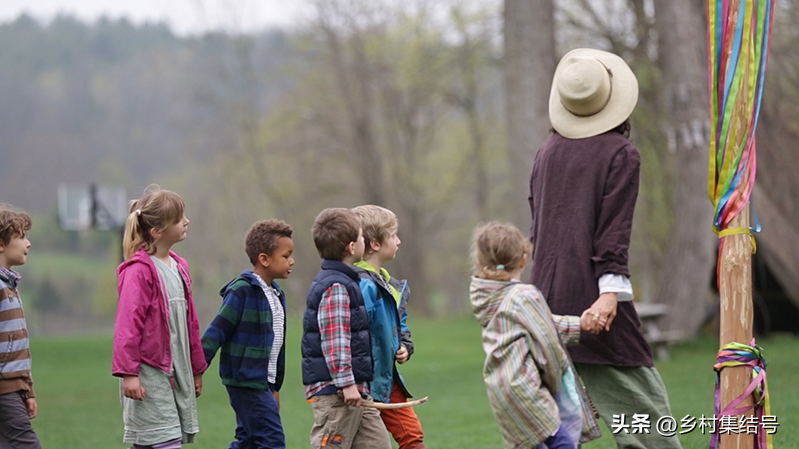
[{"xmin": 528, "ymin": 132, "xmax": 653, "ymax": 367}]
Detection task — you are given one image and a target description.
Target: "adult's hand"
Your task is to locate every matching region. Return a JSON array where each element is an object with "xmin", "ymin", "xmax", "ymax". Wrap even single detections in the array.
[
  {"xmin": 579, "ymin": 309, "xmax": 606, "ymax": 334},
  {"xmin": 589, "ymin": 292, "xmax": 618, "ymax": 331}
]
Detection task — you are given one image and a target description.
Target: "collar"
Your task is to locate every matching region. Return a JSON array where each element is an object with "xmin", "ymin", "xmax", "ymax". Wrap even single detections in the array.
[
  {"xmin": 320, "ymin": 259, "xmax": 359, "ymax": 281},
  {"xmin": 354, "ymin": 260, "xmax": 392, "ymax": 283},
  {"xmin": 251, "ymin": 272, "xmax": 278, "ymax": 293},
  {"xmin": 0, "ymin": 266, "xmax": 22, "ymax": 289}
]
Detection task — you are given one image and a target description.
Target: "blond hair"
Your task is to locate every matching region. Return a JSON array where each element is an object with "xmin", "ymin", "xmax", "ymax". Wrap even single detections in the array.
[
  {"xmin": 470, "ymin": 222, "xmax": 531, "ymax": 281},
  {"xmin": 0, "ymin": 203, "xmax": 32, "ymax": 246},
  {"xmin": 351, "ymin": 205, "xmax": 397, "ymax": 257},
  {"xmin": 122, "ymin": 187, "xmax": 185, "ymax": 260},
  {"xmin": 311, "ymin": 208, "xmax": 360, "ymax": 261}
]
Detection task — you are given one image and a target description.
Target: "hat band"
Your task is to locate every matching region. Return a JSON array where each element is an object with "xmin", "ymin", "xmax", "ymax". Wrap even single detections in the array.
[{"xmin": 561, "ymin": 62, "xmax": 614, "ymax": 117}]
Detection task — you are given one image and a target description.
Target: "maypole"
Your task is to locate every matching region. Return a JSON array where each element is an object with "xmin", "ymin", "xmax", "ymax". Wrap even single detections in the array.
[{"xmin": 707, "ymin": 0, "xmax": 775, "ymax": 448}]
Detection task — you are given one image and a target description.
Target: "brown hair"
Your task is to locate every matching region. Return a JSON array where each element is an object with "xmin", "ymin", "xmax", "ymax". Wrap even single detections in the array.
[
  {"xmin": 470, "ymin": 222, "xmax": 531, "ymax": 281},
  {"xmin": 312, "ymin": 208, "xmax": 360, "ymax": 261},
  {"xmin": 245, "ymin": 219, "xmax": 294, "ymax": 265},
  {"xmin": 611, "ymin": 118, "xmax": 632, "ymax": 139},
  {"xmin": 550, "ymin": 118, "xmax": 632, "ymax": 139},
  {"xmin": 351, "ymin": 205, "xmax": 397, "ymax": 257},
  {"xmin": 122, "ymin": 187, "xmax": 185, "ymax": 260},
  {"xmin": 0, "ymin": 204, "xmax": 32, "ymax": 246}
]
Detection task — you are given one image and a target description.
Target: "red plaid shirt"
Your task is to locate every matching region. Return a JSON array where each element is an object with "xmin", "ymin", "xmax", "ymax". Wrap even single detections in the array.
[{"xmin": 304, "ymin": 283, "xmax": 370, "ymax": 399}]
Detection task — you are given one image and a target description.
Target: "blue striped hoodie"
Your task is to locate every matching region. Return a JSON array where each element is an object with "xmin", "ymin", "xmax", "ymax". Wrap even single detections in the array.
[{"xmin": 202, "ymin": 271, "xmax": 286, "ymax": 391}]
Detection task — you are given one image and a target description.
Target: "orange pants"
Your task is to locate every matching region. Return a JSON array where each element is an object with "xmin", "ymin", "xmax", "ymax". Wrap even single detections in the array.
[{"xmin": 379, "ymin": 378, "xmax": 425, "ymax": 449}]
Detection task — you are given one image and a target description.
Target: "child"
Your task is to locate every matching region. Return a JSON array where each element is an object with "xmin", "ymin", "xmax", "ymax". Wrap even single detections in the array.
[
  {"xmin": 0, "ymin": 204, "xmax": 41, "ymax": 449},
  {"xmin": 301, "ymin": 208, "xmax": 391, "ymax": 449},
  {"xmin": 469, "ymin": 222, "xmax": 603, "ymax": 449},
  {"xmin": 112, "ymin": 189, "xmax": 207, "ymax": 449},
  {"xmin": 351, "ymin": 205, "xmax": 425, "ymax": 449},
  {"xmin": 202, "ymin": 219, "xmax": 294, "ymax": 449}
]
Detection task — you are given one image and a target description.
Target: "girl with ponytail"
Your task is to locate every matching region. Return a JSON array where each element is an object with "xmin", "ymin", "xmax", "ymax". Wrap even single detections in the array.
[{"xmin": 112, "ymin": 187, "xmax": 207, "ymax": 449}]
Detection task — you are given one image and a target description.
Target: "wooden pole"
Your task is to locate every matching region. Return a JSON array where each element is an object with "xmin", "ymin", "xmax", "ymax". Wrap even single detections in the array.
[
  {"xmin": 717, "ymin": 4, "xmax": 755, "ymax": 441},
  {"xmin": 718, "ymin": 71, "xmax": 755, "ymax": 446},
  {"xmin": 712, "ymin": 0, "xmax": 773, "ymax": 445},
  {"xmin": 718, "ymin": 206, "xmax": 754, "ymax": 448}
]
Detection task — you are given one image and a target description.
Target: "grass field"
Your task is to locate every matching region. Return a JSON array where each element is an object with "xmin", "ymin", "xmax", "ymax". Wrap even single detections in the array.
[{"xmin": 29, "ymin": 315, "xmax": 798, "ymax": 448}]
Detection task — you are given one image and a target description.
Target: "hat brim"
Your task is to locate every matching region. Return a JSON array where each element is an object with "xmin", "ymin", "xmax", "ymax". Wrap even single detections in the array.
[{"xmin": 549, "ymin": 48, "xmax": 639, "ymax": 139}]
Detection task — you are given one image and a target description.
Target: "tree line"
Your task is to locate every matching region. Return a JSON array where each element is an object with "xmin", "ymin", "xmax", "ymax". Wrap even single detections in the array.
[{"xmin": 3, "ymin": 1, "xmax": 798, "ymax": 337}]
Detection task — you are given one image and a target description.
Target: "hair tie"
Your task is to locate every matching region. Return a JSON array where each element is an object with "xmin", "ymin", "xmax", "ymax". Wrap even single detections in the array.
[
  {"xmin": 135, "ymin": 209, "xmax": 142, "ymax": 217},
  {"xmin": 495, "ymin": 264, "xmax": 505, "ymax": 270}
]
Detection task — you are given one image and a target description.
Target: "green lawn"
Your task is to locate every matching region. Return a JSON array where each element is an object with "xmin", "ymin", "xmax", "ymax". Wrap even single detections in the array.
[{"xmin": 29, "ymin": 315, "xmax": 797, "ymax": 448}]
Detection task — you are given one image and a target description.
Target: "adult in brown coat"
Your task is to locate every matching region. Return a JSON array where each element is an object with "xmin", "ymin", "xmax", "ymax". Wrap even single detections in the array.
[{"xmin": 528, "ymin": 49, "xmax": 682, "ymax": 449}]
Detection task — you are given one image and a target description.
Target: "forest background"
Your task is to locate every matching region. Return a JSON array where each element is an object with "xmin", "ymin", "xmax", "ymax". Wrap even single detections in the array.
[{"xmin": 2, "ymin": 0, "xmax": 798, "ymax": 338}]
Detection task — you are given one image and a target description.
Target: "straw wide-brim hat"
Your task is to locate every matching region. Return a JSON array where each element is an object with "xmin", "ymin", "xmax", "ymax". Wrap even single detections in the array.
[{"xmin": 549, "ymin": 48, "xmax": 639, "ymax": 139}]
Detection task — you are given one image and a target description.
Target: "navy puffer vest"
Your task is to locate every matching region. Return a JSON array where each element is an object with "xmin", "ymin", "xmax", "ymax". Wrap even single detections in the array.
[{"xmin": 301, "ymin": 260, "xmax": 373, "ymax": 386}]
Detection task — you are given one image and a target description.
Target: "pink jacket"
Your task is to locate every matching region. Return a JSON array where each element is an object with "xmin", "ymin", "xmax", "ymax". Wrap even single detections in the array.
[{"xmin": 112, "ymin": 249, "xmax": 207, "ymax": 377}]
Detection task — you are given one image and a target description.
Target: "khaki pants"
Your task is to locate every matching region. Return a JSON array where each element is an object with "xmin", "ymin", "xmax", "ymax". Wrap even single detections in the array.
[
  {"xmin": 575, "ymin": 363, "xmax": 683, "ymax": 449},
  {"xmin": 309, "ymin": 394, "xmax": 391, "ymax": 449}
]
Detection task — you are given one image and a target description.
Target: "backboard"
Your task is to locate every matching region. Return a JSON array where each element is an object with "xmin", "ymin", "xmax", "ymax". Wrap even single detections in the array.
[{"xmin": 58, "ymin": 184, "xmax": 128, "ymax": 231}]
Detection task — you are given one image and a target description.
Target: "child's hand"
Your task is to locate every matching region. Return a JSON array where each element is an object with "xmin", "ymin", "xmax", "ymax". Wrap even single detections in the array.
[
  {"xmin": 340, "ymin": 384, "xmax": 362, "ymax": 407},
  {"xmin": 194, "ymin": 374, "xmax": 203, "ymax": 397},
  {"xmin": 395, "ymin": 345, "xmax": 409, "ymax": 364},
  {"xmin": 25, "ymin": 397, "xmax": 37, "ymax": 419},
  {"xmin": 122, "ymin": 375, "xmax": 146, "ymax": 400},
  {"xmin": 579, "ymin": 309, "xmax": 606, "ymax": 335},
  {"xmin": 273, "ymin": 390, "xmax": 280, "ymax": 411}
]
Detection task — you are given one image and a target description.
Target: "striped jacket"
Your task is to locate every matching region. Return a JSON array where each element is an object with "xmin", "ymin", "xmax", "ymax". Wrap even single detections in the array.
[
  {"xmin": 470, "ymin": 277, "xmax": 601, "ymax": 448},
  {"xmin": 202, "ymin": 271, "xmax": 286, "ymax": 391},
  {"xmin": 0, "ymin": 268, "xmax": 34, "ymax": 398}
]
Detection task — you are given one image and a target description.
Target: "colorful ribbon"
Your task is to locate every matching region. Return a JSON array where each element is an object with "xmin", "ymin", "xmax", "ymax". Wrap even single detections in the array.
[
  {"xmin": 710, "ymin": 340, "xmax": 772, "ymax": 448},
  {"xmin": 707, "ymin": 0, "xmax": 774, "ymax": 238},
  {"xmin": 713, "ymin": 226, "xmax": 757, "ymax": 254},
  {"xmin": 707, "ymin": 3, "xmax": 775, "ymax": 447}
]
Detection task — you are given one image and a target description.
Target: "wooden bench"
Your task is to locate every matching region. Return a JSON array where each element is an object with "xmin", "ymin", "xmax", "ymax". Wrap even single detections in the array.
[{"xmin": 634, "ymin": 303, "xmax": 684, "ymax": 361}]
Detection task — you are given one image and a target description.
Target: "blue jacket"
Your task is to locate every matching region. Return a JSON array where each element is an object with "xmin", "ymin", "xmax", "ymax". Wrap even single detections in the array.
[
  {"xmin": 354, "ymin": 262, "xmax": 414, "ymax": 403},
  {"xmin": 201, "ymin": 271, "xmax": 286, "ymax": 391},
  {"xmin": 301, "ymin": 260, "xmax": 372, "ymax": 387}
]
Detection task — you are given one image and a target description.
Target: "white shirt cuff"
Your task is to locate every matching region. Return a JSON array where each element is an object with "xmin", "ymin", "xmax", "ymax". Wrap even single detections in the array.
[{"xmin": 598, "ymin": 274, "xmax": 633, "ymax": 302}]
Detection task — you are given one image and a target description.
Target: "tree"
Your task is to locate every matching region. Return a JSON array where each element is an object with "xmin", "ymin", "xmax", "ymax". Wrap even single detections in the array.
[
  {"xmin": 652, "ymin": 0, "xmax": 716, "ymax": 334},
  {"xmin": 448, "ymin": 5, "xmax": 497, "ymax": 222},
  {"xmin": 503, "ymin": 0, "xmax": 556, "ymax": 231},
  {"xmin": 271, "ymin": 0, "xmax": 502, "ymax": 313}
]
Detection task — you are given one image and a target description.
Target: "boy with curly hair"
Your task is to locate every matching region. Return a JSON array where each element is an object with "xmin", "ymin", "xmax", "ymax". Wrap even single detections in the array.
[
  {"xmin": 0, "ymin": 204, "xmax": 40, "ymax": 449},
  {"xmin": 203, "ymin": 219, "xmax": 295, "ymax": 449}
]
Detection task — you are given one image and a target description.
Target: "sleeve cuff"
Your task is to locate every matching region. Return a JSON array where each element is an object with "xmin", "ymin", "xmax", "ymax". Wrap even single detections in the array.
[
  {"xmin": 598, "ymin": 274, "xmax": 634, "ymax": 302},
  {"xmin": 551, "ymin": 314, "xmax": 581, "ymax": 346},
  {"xmin": 331, "ymin": 372, "xmax": 356, "ymax": 388}
]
